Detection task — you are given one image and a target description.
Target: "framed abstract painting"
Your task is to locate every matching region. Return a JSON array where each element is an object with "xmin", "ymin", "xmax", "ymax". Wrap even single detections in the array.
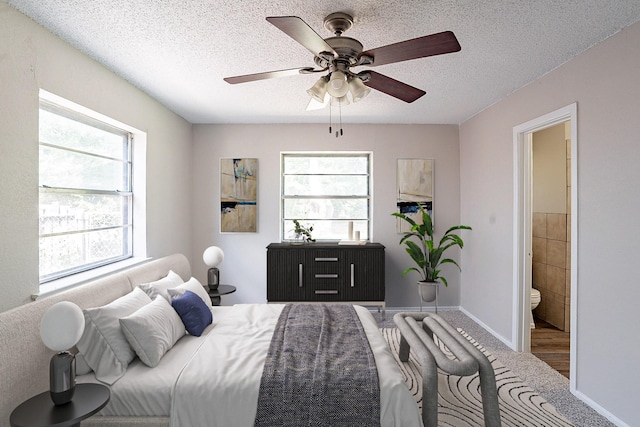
[
  {"xmin": 220, "ymin": 158, "xmax": 257, "ymax": 233},
  {"xmin": 396, "ymin": 158, "xmax": 433, "ymax": 233}
]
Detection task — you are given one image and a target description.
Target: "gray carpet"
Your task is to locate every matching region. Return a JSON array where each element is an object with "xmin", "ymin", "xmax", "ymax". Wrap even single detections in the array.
[{"xmin": 373, "ymin": 309, "xmax": 614, "ymax": 427}]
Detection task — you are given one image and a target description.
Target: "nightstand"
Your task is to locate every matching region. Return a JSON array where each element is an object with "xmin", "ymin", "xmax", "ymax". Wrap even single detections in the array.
[
  {"xmin": 207, "ymin": 284, "xmax": 236, "ymax": 306},
  {"xmin": 10, "ymin": 383, "xmax": 110, "ymax": 427}
]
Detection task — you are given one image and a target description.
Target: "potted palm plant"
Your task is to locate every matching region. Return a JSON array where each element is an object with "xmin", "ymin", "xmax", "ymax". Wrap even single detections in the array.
[{"xmin": 392, "ymin": 204, "xmax": 471, "ymax": 302}]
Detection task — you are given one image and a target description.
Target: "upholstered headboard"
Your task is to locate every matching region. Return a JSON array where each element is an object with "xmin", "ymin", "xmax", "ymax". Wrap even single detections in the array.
[{"xmin": 0, "ymin": 254, "xmax": 191, "ymax": 424}]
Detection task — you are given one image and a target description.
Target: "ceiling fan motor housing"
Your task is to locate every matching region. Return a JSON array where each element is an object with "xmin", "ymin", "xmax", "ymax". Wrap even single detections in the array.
[
  {"xmin": 315, "ymin": 37, "xmax": 364, "ymax": 70},
  {"xmin": 315, "ymin": 12, "xmax": 363, "ymax": 73}
]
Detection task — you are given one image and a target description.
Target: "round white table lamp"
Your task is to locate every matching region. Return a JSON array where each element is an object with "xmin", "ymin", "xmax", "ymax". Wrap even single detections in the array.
[
  {"xmin": 203, "ymin": 246, "xmax": 224, "ymax": 290},
  {"xmin": 40, "ymin": 301, "xmax": 85, "ymax": 405}
]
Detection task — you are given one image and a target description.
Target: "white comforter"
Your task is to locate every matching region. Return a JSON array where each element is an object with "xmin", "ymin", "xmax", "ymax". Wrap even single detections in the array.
[{"xmin": 82, "ymin": 304, "xmax": 422, "ymax": 426}]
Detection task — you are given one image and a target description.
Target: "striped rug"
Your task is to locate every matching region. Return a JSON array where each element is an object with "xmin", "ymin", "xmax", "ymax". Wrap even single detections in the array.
[{"xmin": 380, "ymin": 328, "xmax": 574, "ymax": 426}]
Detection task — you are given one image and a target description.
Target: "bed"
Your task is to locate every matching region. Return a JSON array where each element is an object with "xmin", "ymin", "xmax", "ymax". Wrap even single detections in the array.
[
  {"xmin": 0, "ymin": 254, "xmax": 422, "ymax": 426},
  {"xmin": 79, "ymin": 303, "xmax": 420, "ymax": 426}
]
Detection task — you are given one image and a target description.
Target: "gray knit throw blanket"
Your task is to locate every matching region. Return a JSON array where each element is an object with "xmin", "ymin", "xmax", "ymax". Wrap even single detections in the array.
[{"xmin": 254, "ymin": 304, "xmax": 380, "ymax": 427}]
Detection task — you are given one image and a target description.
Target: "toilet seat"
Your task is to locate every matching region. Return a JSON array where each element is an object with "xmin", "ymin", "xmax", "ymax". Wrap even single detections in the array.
[
  {"xmin": 531, "ymin": 288, "xmax": 541, "ymax": 305},
  {"xmin": 530, "ymin": 288, "xmax": 541, "ymax": 329}
]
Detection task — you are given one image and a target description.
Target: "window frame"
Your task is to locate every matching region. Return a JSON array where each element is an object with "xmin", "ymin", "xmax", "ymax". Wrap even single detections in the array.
[
  {"xmin": 38, "ymin": 91, "xmax": 144, "ymax": 287},
  {"xmin": 280, "ymin": 151, "xmax": 372, "ymax": 242}
]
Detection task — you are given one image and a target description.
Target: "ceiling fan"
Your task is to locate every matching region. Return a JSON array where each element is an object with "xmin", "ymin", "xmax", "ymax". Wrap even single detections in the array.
[{"xmin": 224, "ymin": 12, "xmax": 461, "ymax": 106}]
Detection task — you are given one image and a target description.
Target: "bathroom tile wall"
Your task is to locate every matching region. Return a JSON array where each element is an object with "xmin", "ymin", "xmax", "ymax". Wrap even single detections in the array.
[{"xmin": 533, "ymin": 212, "xmax": 570, "ymax": 331}]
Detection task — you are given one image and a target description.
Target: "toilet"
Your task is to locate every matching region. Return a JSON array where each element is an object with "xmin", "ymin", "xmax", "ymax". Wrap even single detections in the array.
[{"xmin": 530, "ymin": 288, "xmax": 541, "ymax": 328}]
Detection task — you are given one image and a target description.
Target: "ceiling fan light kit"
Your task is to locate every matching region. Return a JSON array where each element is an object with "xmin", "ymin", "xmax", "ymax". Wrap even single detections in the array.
[
  {"xmin": 327, "ymin": 70, "xmax": 349, "ymax": 97},
  {"xmin": 224, "ymin": 11, "xmax": 461, "ymax": 134}
]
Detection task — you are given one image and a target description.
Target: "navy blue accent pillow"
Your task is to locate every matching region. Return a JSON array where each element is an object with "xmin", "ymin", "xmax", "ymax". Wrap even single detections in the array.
[{"xmin": 170, "ymin": 290, "xmax": 212, "ymax": 336}]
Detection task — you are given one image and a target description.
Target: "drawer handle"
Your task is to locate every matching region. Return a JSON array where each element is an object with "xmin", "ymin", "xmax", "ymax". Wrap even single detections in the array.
[
  {"xmin": 350, "ymin": 263, "xmax": 354, "ymax": 287},
  {"xmin": 315, "ymin": 274, "xmax": 338, "ymax": 279},
  {"xmin": 299, "ymin": 263, "xmax": 303, "ymax": 288},
  {"xmin": 315, "ymin": 290, "xmax": 338, "ymax": 295},
  {"xmin": 315, "ymin": 257, "xmax": 338, "ymax": 262}
]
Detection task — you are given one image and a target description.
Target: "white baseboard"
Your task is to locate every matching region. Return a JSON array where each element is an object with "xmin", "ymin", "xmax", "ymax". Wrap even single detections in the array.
[
  {"xmin": 458, "ymin": 307, "xmax": 515, "ymax": 349},
  {"xmin": 573, "ymin": 390, "xmax": 630, "ymax": 427}
]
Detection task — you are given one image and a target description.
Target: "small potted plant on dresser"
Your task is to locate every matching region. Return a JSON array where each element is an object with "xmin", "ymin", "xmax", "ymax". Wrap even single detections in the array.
[
  {"xmin": 392, "ymin": 204, "xmax": 471, "ymax": 305},
  {"xmin": 291, "ymin": 219, "xmax": 315, "ymax": 244}
]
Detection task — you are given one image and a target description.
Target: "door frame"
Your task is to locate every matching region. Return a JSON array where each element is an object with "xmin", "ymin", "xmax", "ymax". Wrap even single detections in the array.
[{"xmin": 512, "ymin": 103, "xmax": 577, "ymax": 391}]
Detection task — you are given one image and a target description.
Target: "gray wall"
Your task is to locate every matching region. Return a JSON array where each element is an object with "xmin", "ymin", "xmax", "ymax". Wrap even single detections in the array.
[
  {"xmin": 0, "ymin": 2, "xmax": 193, "ymax": 312},
  {"xmin": 190, "ymin": 124, "xmax": 461, "ymax": 309},
  {"xmin": 459, "ymin": 20, "xmax": 640, "ymax": 426}
]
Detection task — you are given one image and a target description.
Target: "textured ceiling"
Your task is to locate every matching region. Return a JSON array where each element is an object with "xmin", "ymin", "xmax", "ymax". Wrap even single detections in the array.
[{"xmin": 7, "ymin": 0, "xmax": 640, "ymax": 124}]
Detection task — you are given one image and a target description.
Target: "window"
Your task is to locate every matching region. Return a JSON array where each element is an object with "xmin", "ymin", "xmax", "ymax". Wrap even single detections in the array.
[
  {"xmin": 281, "ymin": 153, "xmax": 371, "ymax": 241},
  {"xmin": 39, "ymin": 99, "xmax": 133, "ymax": 283}
]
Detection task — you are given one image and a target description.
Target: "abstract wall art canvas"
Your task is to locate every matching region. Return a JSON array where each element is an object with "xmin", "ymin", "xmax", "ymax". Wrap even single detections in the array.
[
  {"xmin": 220, "ymin": 158, "xmax": 257, "ymax": 233},
  {"xmin": 396, "ymin": 158, "xmax": 433, "ymax": 233}
]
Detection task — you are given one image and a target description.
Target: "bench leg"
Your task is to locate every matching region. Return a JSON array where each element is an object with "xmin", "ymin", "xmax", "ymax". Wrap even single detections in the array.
[
  {"xmin": 393, "ymin": 313, "xmax": 439, "ymax": 427},
  {"xmin": 399, "ymin": 335, "xmax": 410, "ymax": 362},
  {"xmin": 425, "ymin": 314, "xmax": 502, "ymax": 427}
]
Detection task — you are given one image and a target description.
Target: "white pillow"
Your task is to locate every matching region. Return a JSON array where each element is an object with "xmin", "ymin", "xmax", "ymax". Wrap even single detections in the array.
[
  {"xmin": 167, "ymin": 277, "xmax": 212, "ymax": 309},
  {"xmin": 75, "ymin": 352, "xmax": 92, "ymax": 375},
  {"xmin": 138, "ymin": 270, "xmax": 184, "ymax": 301},
  {"xmin": 120, "ymin": 296, "xmax": 185, "ymax": 367},
  {"xmin": 76, "ymin": 287, "xmax": 152, "ymax": 384}
]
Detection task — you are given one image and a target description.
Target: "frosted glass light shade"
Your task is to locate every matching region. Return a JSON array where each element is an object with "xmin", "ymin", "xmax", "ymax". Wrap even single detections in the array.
[
  {"xmin": 348, "ymin": 77, "xmax": 371, "ymax": 102},
  {"xmin": 306, "ymin": 77, "xmax": 327, "ymax": 103},
  {"xmin": 40, "ymin": 301, "xmax": 85, "ymax": 351},
  {"xmin": 327, "ymin": 71, "xmax": 349, "ymax": 97},
  {"xmin": 203, "ymin": 246, "xmax": 224, "ymax": 267}
]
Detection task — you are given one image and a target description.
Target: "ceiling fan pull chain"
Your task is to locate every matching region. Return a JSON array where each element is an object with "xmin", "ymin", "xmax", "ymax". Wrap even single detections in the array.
[
  {"xmin": 339, "ymin": 101, "xmax": 343, "ymax": 137},
  {"xmin": 335, "ymin": 99, "xmax": 340, "ymax": 138},
  {"xmin": 329, "ymin": 101, "xmax": 333, "ymax": 134}
]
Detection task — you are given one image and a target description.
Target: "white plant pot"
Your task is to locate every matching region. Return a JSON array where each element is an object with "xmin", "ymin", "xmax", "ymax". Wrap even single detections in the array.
[{"xmin": 417, "ymin": 281, "xmax": 438, "ymax": 302}]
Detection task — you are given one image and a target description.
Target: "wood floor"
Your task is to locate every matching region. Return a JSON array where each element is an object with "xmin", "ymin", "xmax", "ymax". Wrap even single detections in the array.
[{"xmin": 531, "ymin": 317, "xmax": 570, "ymax": 378}]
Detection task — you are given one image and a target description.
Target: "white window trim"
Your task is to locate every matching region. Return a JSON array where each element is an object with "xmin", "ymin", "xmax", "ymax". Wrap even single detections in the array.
[
  {"xmin": 37, "ymin": 90, "xmax": 147, "ymax": 297},
  {"xmin": 35, "ymin": 256, "xmax": 150, "ymax": 300},
  {"xmin": 280, "ymin": 151, "xmax": 372, "ymax": 242}
]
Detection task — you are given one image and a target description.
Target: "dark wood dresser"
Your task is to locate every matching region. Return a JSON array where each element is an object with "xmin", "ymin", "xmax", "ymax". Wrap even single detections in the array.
[{"xmin": 266, "ymin": 242, "xmax": 385, "ymax": 313}]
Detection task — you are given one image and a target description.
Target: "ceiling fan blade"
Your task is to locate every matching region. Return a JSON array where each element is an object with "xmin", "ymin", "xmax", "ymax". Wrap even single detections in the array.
[
  {"xmin": 363, "ymin": 71, "xmax": 426, "ymax": 103},
  {"xmin": 266, "ymin": 16, "xmax": 337, "ymax": 57},
  {"xmin": 224, "ymin": 67, "xmax": 313, "ymax": 84},
  {"xmin": 360, "ymin": 31, "xmax": 461, "ymax": 67}
]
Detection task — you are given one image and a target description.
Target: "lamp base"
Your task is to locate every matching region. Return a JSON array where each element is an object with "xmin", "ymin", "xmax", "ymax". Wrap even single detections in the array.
[
  {"xmin": 51, "ymin": 387, "xmax": 75, "ymax": 406},
  {"xmin": 50, "ymin": 351, "xmax": 76, "ymax": 405},
  {"xmin": 207, "ymin": 267, "xmax": 220, "ymax": 290}
]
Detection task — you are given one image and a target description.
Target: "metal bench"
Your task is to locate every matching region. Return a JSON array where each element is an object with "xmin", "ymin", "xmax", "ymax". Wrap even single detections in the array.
[{"xmin": 393, "ymin": 312, "xmax": 501, "ymax": 427}]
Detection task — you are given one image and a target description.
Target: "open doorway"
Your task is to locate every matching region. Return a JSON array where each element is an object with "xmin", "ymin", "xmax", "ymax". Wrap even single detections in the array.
[
  {"xmin": 512, "ymin": 103, "xmax": 577, "ymax": 392},
  {"xmin": 530, "ymin": 123, "xmax": 571, "ymax": 378}
]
